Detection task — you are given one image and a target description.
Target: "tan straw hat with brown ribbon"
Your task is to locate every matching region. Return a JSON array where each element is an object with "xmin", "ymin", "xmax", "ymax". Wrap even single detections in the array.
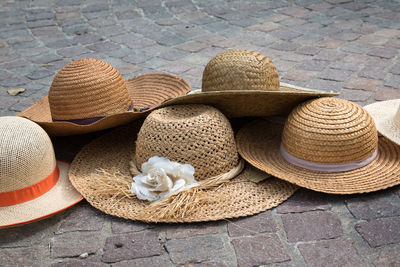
[
  {"xmin": 0, "ymin": 117, "xmax": 82, "ymax": 228},
  {"xmin": 364, "ymin": 99, "xmax": 400, "ymax": 146},
  {"xmin": 161, "ymin": 49, "xmax": 337, "ymax": 117},
  {"xmin": 17, "ymin": 58, "xmax": 190, "ymax": 136},
  {"xmin": 69, "ymin": 104, "xmax": 297, "ymax": 223},
  {"xmin": 236, "ymin": 97, "xmax": 400, "ymax": 194}
]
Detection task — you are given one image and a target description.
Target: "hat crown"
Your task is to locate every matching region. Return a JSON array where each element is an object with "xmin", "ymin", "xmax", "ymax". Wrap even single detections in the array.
[
  {"xmin": 135, "ymin": 104, "xmax": 239, "ymax": 180},
  {"xmin": 0, "ymin": 117, "xmax": 56, "ymax": 192},
  {"xmin": 202, "ymin": 49, "xmax": 280, "ymax": 92},
  {"xmin": 49, "ymin": 58, "xmax": 132, "ymax": 121},
  {"xmin": 282, "ymin": 97, "xmax": 378, "ymax": 164}
]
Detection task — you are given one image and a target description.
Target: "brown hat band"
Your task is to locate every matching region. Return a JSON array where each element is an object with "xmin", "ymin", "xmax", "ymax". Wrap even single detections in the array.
[
  {"xmin": 0, "ymin": 164, "xmax": 59, "ymax": 206},
  {"xmin": 280, "ymin": 144, "xmax": 378, "ymax": 173}
]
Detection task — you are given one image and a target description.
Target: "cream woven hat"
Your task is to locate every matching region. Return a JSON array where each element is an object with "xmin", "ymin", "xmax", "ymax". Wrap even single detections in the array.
[
  {"xmin": 0, "ymin": 117, "xmax": 82, "ymax": 228},
  {"xmin": 17, "ymin": 58, "xmax": 190, "ymax": 136},
  {"xmin": 69, "ymin": 104, "xmax": 297, "ymax": 223},
  {"xmin": 364, "ymin": 99, "xmax": 400, "ymax": 146},
  {"xmin": 236, "ymin": 97, "xmax": 400, "ymax": 194},
  {"xmin": 161, "ymin": 49, "xmax": 337, "ymax": 117}
]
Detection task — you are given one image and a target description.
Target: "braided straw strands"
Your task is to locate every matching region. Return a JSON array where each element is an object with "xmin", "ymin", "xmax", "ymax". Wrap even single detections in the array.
[
  {"xmin": 364, "ymin": 99, "xmax": 400, "ymax": 146},
  {"xmin": 0, "ymin": 117, "xmax": 82, "ymax": 228},
  {"xmin": 69, "ymin": 104, "xmax": 297, "ymax": 223},
  {"xmin": 161, "ymin": 49, "xmax": 337, "ymax": 117},
  {"xmin": 236, "ymin": 97, "xmax": 400, "ymax": 194},
  {"xmin": 17, "ymin": 58, "xmax": 190, "ymax": 136}
]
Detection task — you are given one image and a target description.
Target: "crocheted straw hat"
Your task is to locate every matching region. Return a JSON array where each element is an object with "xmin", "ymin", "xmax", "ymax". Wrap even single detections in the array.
[
  {"xmin": 161, "ymin": 49, "xmax": 337, "ymax": 117},
  {"xmin": 69, "ymin": 104, "xmax": 297, "ymax": 223},
  {"xmin": 17, "ymin": 58, "xmax": 190, "ymax": 136},
  {"xmin": 0, "ymin": 117, "xmax": 82, "ymax": 228},
  {"xmin": 236, "ymin": 97, "xmax": 400, "ymax": 194},
  {"xmin": 364, "ymin": 99, "xmax": 400, "ymax": 146}
]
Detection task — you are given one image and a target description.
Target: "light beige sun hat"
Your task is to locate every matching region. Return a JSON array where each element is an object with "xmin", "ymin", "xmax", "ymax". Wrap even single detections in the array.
[
  {"xmin": 364, "ymin": 99, "xmax": 400, "ymax": 146},
  {"xmin": 0, "ymin": 116, "xmax": 82, "ymax": 228},
  {"xmin": 17, "ymin": 58, "xmax": 190, "ymax": 136},
  {"xmin": 69, "ymin": 104, "xmax": 297, "ymax": 223},
  {"xmin": 161, "ymin": 49, "xmax": 337, "ymax": 117},
  {"xmin": 236, "ymin": 97, "xmax": 400, "ymax": 194}
]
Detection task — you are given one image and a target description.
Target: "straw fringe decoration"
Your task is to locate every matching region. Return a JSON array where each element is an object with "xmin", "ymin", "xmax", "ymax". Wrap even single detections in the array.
[{"xmin": 90, "ymin": 160, "xmax": 244, "ymax": 220}]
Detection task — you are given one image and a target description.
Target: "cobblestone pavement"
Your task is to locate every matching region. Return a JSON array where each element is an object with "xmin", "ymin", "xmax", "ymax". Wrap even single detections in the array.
[{"xmin": 1, "ymin": 0, "xmax": 400, "ymax": 266}]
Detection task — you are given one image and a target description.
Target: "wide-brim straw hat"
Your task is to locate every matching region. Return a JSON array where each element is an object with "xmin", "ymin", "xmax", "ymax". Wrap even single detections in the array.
[
  {"xmin": 0, "ymin": 117, "xmax": 82, "ymax": 228},
  {"xmin": 69, "ymin": 104, "xmax": 297, "ymax": 223},
  {"xmin": 160, "ymin": 49, "xmax": 337, "ymax": 118},
  {"xmin": 364, "ymin": 99, "xmax": 400, "ymax": 146},
  {"xmin": 17, "ymin": 58, "xmax": 190, "ymax": 136},
  {"xmin": 236, "ymin": 97, "xmax": 400, "ymax": 194}
]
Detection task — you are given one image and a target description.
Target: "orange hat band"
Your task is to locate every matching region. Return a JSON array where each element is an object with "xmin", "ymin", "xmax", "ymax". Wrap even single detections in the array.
[{"xmin": 0, "ymin": 164, "xmax": 59, "ymax": 206}]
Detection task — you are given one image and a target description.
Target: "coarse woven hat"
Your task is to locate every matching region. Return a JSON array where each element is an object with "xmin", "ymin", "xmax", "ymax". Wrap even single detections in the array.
[
  {"xmin": 0, "ymin": 117, "xmax": 83, "ymax": 228},
  {"xmin": 69, "ymin": 104, "xmax": 297, "ymax": 223},
  {"xmin": 17, "ymin": 58, "xmax": 190, "ymax": 136},
  {"xmin": 236, "ymin": 97, "xmax": 400, "ymax": 194},
  {"xmin": 364, "ymin": 99, "xmax": 400, "ymax": 146},
  {"xmin": 161, "ymin": 49, "xmax": 338, "ymax": 117}
]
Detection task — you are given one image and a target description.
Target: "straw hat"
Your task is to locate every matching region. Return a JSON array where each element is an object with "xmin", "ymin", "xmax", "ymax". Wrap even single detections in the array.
[
  {"xmin": 17, "ymin": 58, "xmax": 190, "ymax": 136},
  {"xmin": 161, "ymin": 49, "xmax": 337, "ymax": 117},
  {"xmin": 236, "ymin": 97, "xmax": 400, "ymax": 194},
  {"xmin": 364, "ymin": 99, "xmax": 400, "ymax": 146},
  {"xmin": 69, "ymin": 104, "xmax": 297, "ymax": 223},
  {"xmin": 0, "ymin": 117, "xmax": 82, "ymax": 228}
]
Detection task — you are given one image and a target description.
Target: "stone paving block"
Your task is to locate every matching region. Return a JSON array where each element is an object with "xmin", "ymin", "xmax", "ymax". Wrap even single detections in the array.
[
  {"xmin": 55, "ymin": 202, "xmax": 105, "ymax": 234},
  {"xmin": 112, "ymin": 256, "xmax": 170, "ymax": 267},
  {"xmin": 231, "ymin": 234, "xmax": 290, "ymax": 267},
  {"xmin": 57, "ymin": 46, "xmax": 91, "ymax": 57},
  {"xmin": 166, "ymin": 235, "xmax": 231, "ymax": 265},
  {"xmin": 384, "ymin": 75, "xmax": 400, "ymax": 89},
  {"xmin": 345, "ymin": 191, "xmax": 400, "ymax": 220},
  {"xmin": 111, "ymin": 218, "xmax": 154, "ymax": 233},
  {"xmin": 339, "ymin": 88, "xmax": 372, "ymax": 102},
  {"xmin": 298, "ymin": 239, "xmax": 365, "ymax": 267},
  {"xmin": 317, "ymin": 39, "xmax": 344, "ymax": 49},
  {"xmin": 0, "ymin": 247, "xmax": 41, "ymax": 267},
  {"xmin": 375, "ymin": 87, "xmax": 400, "ymax": 101},
  {"xmin": 50, "ymin": 232, "xmax": 101, "ymax": 258},
  {"xmin": 359, "ymin": 65, "xmax": 387, "ymax": 80},
  {"xmin": 355, "ymin": 216, "xmax": 400, "ymax": 247},
  {"xmin": 281, "ymin": 211, "xmax": 343, "ymax": 242},
  {"xmin": 227, "ymin": 211, "xmax": 276, "ymax": 237},
  {"xmin": 175, "ymin": 41, "xmax": 209, "ymax": 52},
  {"xmin": 72, "ymin": 33, "xmax": 103, "ymax": 45},
  {"xmin": 276, "ymin": 189, "xmax": 332, "ymax": 214},
  {"xmin": 329, "ymin": 61, "xmax": 359, "ymax": 72},
  {"xmin": 270, "ymin": 42, "xmax": 299, "ymax": 51},
  {"xmin": 308, "ymin": 78, "xmax": 343, "ymax": 93},
  {"xmin": 270, "ymin": 29, "xmax": 303, "ymax": 41},
  {"xmin": 368, "ymin": 48, "xmax": 398, "ymax": 59},
  {"xmin": 390, "ymin": 63, "xmax": 400, "ymax": 75},
  {"xmin": 87, "ymin": 41, "xmax": 121, "ymax": 52},
  {"xmin": 102, "ymin": 231, "xmax": 162, "ymax": 263},
  {"xmin": 298, "ymin": 59, "xmax": 330, "ymax": 72},
  {"xmin": 166, "ymin": 222, "xmax": 221, "ymax": 239},
  {"xmin": 51, "ymin": 258, "xmax": 103, "ymax": 267},
  {"xmin": 283, "ymin": 70, "xmax": 316, "ymax": 81},
  {"xmin": 373, "ymin": 249, "xmax": 400, "ymax": 267},
  {"xmin": 314, "ymin": 50, "xmax": 346, "ymax": 61},
  {"xmin": 26, "ymin": 68, "xmax": 54, "ymax": 80},
  {"xmin": 318, "ymin": 68, "xmax": 353, "ymax": 82}
]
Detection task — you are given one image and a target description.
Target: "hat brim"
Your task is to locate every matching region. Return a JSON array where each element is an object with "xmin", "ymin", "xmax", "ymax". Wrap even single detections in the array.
[
  {"xmin": 364, "ymin": 99, "xmax": 400, "ymax": 146},
  {"xmin": 236, "ymin": 120, "xmax": 400, "ymax": 194},
  {"xmin": 68, "ymin": 122, "xmax": 298, "ymax": 223},
  {"xmin": 0, "ymin": 161, "xmax": 83, "ymax": 228},
  {"xmin": 17, "ymin": 74, "xmax": 191, "ymax": 136},
  {"xmin": 160, "ymin": 83, "xmax": 337, "ymax": 118}
]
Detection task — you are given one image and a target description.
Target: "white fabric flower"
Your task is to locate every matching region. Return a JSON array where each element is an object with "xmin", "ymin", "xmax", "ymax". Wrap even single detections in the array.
[{"xmin": 131, "ymin": 156, "xmax": 198, "ymax": 202}]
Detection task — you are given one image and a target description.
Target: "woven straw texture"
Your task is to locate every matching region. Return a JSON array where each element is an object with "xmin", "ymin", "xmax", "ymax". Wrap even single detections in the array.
[
  {"xmin": 135, "ymin": 105, "xmax": 238, "ymax": 180},
  {"xmin": 364, "ymin": 99, "xmax": 400, "ymax": 146},
  {"xmin": 69, "ymin": 107, "xmax": 297, "ymax": 223},
  {"xmin": 49, "ymin": 58, "xmax": 132, "ymax": 120},
  {"xmin": 0, "ymin": 117, "xmax": 82, "ymax": 227},
  {"xmin": 282, "ymin": 97, "xmax": 378, "ymax": 163},
  {"xmin": 17, "ymin": 63, "xmax": 191, "ymax": 136},
  {"xmin": 236, "ymin": 98, "xmax": 400, "ymax": 194},
  {"xmin": 202, "ymin": 49, "xmax": 280, "ymax": 92}
]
